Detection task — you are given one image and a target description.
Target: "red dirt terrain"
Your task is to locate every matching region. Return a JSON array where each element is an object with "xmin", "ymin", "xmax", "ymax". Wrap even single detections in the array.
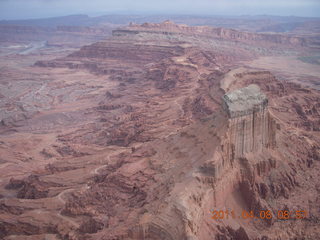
[{"xmin": 0, "ymin": 21, "xmax": 320, "ymax": 240}]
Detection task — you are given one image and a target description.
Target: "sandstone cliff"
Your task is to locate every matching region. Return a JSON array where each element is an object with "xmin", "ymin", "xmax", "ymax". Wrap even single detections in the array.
[
  {"xmin": 222, "ymin": 84, "xmax": 276, "ymax": 159},
  {"xmin": 116, "ymin": 21, "xmax": 307, "ymax": 47}
]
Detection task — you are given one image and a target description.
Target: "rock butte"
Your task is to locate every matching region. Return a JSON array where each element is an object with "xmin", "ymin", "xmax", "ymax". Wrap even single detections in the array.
[{"xmin": 222, "ymin": 84, "xmax": 276, "ymax": 159}]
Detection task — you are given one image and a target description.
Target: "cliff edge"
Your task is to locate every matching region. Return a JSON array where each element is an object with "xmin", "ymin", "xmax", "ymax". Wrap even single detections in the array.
[{"xmin": 222, "ymin": 84, "xmax": 276, "ymax": 158}]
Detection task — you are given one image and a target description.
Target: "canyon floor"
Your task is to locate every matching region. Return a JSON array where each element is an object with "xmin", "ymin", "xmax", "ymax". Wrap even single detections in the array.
[{"xmin": 0, "ymin": 18, "xmax": 320, "ymax": 240}]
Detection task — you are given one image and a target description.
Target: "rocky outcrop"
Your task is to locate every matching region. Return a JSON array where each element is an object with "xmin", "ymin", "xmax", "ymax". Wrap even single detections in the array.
[
  {"xmin": 222, "ymin": 84, "xmax": 276, "ymax": 158},
  {"xmin": 5, "ymin": 175, "xmax": 62, "ymax": 199}
]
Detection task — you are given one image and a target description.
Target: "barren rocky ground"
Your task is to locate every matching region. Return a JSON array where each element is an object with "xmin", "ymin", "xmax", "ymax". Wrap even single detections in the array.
[{"xmin": 0, "ymin": 19, "xmax": 320, "ymax": 240}]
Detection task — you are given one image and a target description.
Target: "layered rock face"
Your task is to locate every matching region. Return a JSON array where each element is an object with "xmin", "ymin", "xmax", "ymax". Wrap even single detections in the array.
[
  {"xmin": 222, "ymin": 84, "xmax": 276, "ymax": 158},
  {"xmin": 120, "ymin": 21, "xmax": 307, "ymax": 47}
]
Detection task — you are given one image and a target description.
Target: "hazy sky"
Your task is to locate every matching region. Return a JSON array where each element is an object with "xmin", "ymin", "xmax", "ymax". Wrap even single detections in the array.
[{"xmin": 0, "ymin": 0, "xmax": 320, "ymax": 20}]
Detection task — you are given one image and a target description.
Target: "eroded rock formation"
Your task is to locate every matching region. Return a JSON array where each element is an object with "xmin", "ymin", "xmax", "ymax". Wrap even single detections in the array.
[
  {"xmin": 1, "ymin": 20, "xmax": 320, "ymax": 240},
  {"xmin": 119, "ymin": 21, "xmax": 307, "ymax": 47},
  {"xmin": 222, "ymin": 84, "xmax": 276, "ymax": 159}
]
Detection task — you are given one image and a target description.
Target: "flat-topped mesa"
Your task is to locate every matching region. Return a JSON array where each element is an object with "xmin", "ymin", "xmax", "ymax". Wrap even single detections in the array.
[
  {"xmin": 113, "ymin": 21, "xmax": 306, "ymax": 47},
  {"xmin": 222, "ymin": 84, "xmax": 276, "ymax": 158},
  {"xmin": 223, "ymin": 84, "xmax": 268, "ymax": 118}
]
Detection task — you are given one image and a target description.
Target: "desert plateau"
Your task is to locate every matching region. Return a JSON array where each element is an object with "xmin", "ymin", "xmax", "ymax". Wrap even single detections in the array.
[{"xmin": 0, "ymin": 11, "xmax": 320, "ymax": 240}]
